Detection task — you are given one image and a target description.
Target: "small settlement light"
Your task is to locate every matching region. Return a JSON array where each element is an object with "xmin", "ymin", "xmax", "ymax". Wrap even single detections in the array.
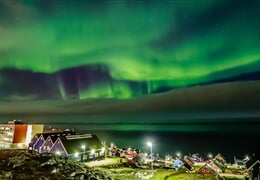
[
  {"xmin": 176, "ymin": 152, "xmax": 181, "ymax": 158},
  {"xmin": 7, "ymin": 132, "xmax": 13, "ymax": 136},
  {"xmin": 244, "ymin": 155, "xmax": 250, "ymax": 161},
  {"xmin": 81, "ymin": 145, "xmax": 86, "ymax": 162},
  {"xmin": 81, "ymin": 145, "xmax": 86, "ymax": 154},
  {"xmin": 74, "ymin": 152, "xmax": 79, "ymax": 158},
  {"xmin": 147, "ymin": 141, "xmax": 153, "ymax": 171},
  {"xmin": 91, "ymin": 149, "xmax": 95, "ymax": 155},
  {"xmin": 56, "ymin": 151, "xmax": 61, "ymax": 155},
  {"xmin": 17, "ymin": 143, "xmax": 23, "ymax": 148},
  {"xmin": 101, "ymin": 147, "xmax": 105, "ymax": 153},
  {"xmin": 147, "ymin": 142, "xmax": 153, "ymax": 158},
  {"xmin": 147, "ymin": 142, "xmax": 152, "ymax": 147},
  {"xmin": 208, "ymin": 153, "xmax": 213, "ymax": 159}
]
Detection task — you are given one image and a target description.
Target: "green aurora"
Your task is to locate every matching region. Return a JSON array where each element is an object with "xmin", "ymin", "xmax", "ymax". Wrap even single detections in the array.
[{"xmin": 1, "ymin": 0, "xmax": 260, "ymax": 99}]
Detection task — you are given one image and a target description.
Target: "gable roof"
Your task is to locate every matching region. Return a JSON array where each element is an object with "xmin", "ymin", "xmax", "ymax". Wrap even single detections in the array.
[
  {"xmin": 40, "ymin": 136, "xmax": 53, "ymax": 153},
  {"xmin": 208, "ymin": 160, "xmax": 223, "ymax": 172},
  {"xmin": 49, "ymin": 138, "xmax": 68, "ymax": 157},
  {"xmin": 197, "ymin": 164, "xmax": 219, "ymax": 175},
  {"xmin": 246, "ymin": 153, "xmax": 260, "ymax": 169},
  {"xmin": 247, "ymin": 160, "xmax": 260, "ymax": 171},
  {"xmin": 183, "ymin": 162, "xmax": 192, "ymax": 171},
  {"xmin": 184, "ymin": 156, "xmax": 195, "ymax": 167},
  {"xmin": 33, "ymin": 135, "xmax": 45, "ymax": 151}
]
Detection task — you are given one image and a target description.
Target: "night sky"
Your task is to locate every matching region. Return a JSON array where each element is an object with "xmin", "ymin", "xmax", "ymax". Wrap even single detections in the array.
[
  {"xmin": 1, "ymin": 1, "xmax": 260, "ymax": 158},
  {"xmin": 1, "ymin": 0, "xmax": 260, "ymax": 101}
]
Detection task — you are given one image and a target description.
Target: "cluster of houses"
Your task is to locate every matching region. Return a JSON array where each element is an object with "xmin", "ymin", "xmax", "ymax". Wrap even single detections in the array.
[
  {"xmin": 106, "ymin": 143, "xmax": 259, "ymax": 180},
  {"xmin": 166, "ymin": 153, "xmax": 259, "ymax": 180},
  {"xmin": 0, "ymin": 120, "xmax": 259, "ymax": 179}
]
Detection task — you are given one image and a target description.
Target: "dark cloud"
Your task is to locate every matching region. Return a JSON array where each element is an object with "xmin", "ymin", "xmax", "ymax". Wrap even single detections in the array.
[
  {"xmin": 0, "ymin": 81, "xmax": 259, "ymax": 116},
  {"xmin": 0, "ymin": 68, "xmax": 60, "ymax": 100}
]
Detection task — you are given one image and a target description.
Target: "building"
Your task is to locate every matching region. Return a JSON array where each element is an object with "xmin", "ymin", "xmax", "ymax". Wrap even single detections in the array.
[
  {"xmin": 173, "ymin": 159, "xmax": 184, "ymax": 169},
  {"xmin": 197, "ymin": 164, "xmax": 219, "ymax": 175},
  {"xmin": 0, "ymin": 120, "xmax": 44, "ymax": 149},
  {"xmin": 184, "ymin": 155, "xmax": 195, "ymax": 167},
  {"xmin": 29, "ymin": 130, "xmax": 105, "ymax": 161}
]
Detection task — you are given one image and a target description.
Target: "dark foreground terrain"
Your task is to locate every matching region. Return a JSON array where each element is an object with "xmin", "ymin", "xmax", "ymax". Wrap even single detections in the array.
[{"xmin": 0, "ymin": 150, "xmax": 110, "ymax": 180}]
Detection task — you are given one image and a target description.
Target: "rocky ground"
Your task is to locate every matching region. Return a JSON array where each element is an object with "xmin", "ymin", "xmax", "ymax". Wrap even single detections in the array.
[{"xmin": 0, "ymin": 150, "xmax": 111, "ymax": 180}]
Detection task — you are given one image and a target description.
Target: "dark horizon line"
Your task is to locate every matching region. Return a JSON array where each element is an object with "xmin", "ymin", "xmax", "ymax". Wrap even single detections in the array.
[{"xmin": 39, "ymin": 120, "xmax": 260, "ymax": 126}]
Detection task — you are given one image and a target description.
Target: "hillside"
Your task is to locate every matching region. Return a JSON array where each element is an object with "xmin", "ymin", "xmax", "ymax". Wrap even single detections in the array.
[{"xmin": 0, "ymin": 150, "xmax": 110, "ymax": 180}]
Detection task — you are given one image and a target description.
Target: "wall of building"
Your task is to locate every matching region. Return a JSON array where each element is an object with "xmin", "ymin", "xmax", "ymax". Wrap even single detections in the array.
[{"xmin": 0, "ymin": 122, "xmax": 44, "ymax": 149}]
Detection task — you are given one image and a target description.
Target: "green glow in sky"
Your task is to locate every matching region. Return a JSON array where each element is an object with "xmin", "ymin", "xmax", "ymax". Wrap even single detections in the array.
[{"xmin": 1, "ymin": 0, "xmax": 260, "ymax": 99}]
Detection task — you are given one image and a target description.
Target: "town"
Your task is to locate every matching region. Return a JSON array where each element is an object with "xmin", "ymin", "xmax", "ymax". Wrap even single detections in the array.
[{"xmin": 0, "ymin": 120, "xmax": 259, "ymax": 180}]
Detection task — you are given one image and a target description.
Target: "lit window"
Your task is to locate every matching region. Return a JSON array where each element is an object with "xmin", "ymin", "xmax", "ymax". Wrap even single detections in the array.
[{"xmin": 7, "ymin": 132, "xmax": 13, "ymax": 136}]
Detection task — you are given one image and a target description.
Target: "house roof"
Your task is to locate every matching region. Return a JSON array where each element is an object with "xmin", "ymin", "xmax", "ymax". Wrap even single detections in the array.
[
  {"xmin": 197, "ymin": 164, "xmax": 219, "ymax": 175},
  {"xmin": 59, "ymin": 134, "xmax": 103, "ymax": 155},
  {"xmin": 212, "ymin": 159, "xmax": 226, "ymax": 171},
  {"xmin": 246, "ymin": 153, "xmax": 260, "ymax": 170},
  {"xmin": 183, "ymin": 162, "xmax": 192, "ymax": 171},
  {"xmin": 248, "ymin": 160, "xmax": 260, "ymax": 171},
  {"xmin": 35, "ymin": 130, "xmax": 78, "ymax": 143}
]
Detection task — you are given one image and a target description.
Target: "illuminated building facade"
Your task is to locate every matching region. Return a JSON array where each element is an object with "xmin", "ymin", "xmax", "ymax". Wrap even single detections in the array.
[
  {"xmin": 29, "ymin": 130, "xmax": 105, "ymax": 162},
  {"xmin": 0, "ymin": 120, "xmax": 44, "ymax": 149}
]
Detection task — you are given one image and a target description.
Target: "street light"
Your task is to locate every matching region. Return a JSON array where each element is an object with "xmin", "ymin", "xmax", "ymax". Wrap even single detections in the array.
[
  {"xmin": 147, "ymin": 142, "xmax": 153, "ymax": 157},
  {"xmin": 74, "ymin": 152, "xmax": 79, "ymax": 160},
  {"xmin": 244, "ymin": 155, "xmax": 250, "ymax": 161},
  {"xmin": 81, "ymin": 145, "xmax": 86, "ymax": 162},
  {"xmin": 208, "ymin": 153, "xmax": 213, "ymax": 159},
  {"xmin": 147, "ymin": 142, "xmax": 153, "ymax": 171},
  {"xmin": 91, "ymin": 149, "xmax": 96, "ymax": 161},
  {"xmin": 176, "ymin": 152, "xmax": 181, "ymax": 159},
  {"xmin": 101, "ymin": 141, "xmax": 106, "ymax": 158}
]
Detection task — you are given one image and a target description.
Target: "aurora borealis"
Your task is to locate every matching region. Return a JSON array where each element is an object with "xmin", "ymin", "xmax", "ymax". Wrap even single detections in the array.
[
  {"xmin": 1, "ymin": 0, "xmax": 260, "ymax": 160},
  {"xmin": 1, "ymin": 0, "xmax": 260, "ymax": 100}
]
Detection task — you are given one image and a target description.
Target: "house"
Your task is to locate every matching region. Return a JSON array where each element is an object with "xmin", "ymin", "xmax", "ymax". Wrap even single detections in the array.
[
  {"xmin": 208, "ymin": 160, "xmax": 224, "ymax": 173},
  {"xmin": 191, "ymin": 153, "xmax": 204, "ymax": 162},
  {"xmin": 29, "ymin": 130, "xmax": 105, "ymax": 161},
  {"xmin": 173, "ymin": 159, "xmax": 184, "ymax": 169},
  {"xmin": 183, "ymin": 162, "xmax": 193, "ymax": 171},
  {"xmin": 0, "ymin": 120, "xmax": 43, "ymax": 149},
  {"xmin": 29, "ymin": 129, "xmax": 76, "ymax": 152},
  {"xmin": 40, "ymin": 136, "xmax": 53, "ymax": 153},
  {"xmin": 197, "ymin": 164, "xmax": 219, "ymax": 175},
  {"xmin": 184, "ymin": 155, "xmax": 195, "ymax": 167},
  {"xmin": 211, "ymin": 153, "xmax": 227, "ymax": 173}
]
